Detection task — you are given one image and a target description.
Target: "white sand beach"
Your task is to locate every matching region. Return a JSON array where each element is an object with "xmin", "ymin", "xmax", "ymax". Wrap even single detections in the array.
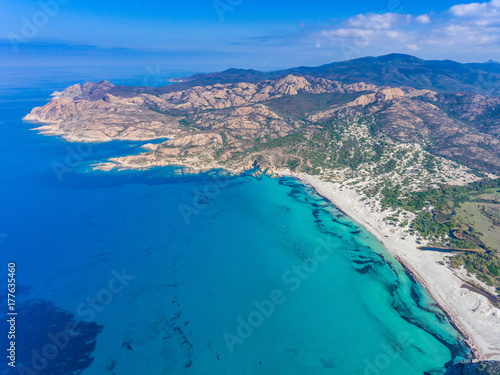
[{"xmin": 290, "ymin": 172, "xmax": 500, "ymax": 361}]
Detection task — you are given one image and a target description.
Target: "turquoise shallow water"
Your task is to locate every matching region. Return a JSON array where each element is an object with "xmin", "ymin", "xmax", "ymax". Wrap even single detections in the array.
[{"xmin": 0, "ymin": 69, "xmax": 469, "ymax": 375}]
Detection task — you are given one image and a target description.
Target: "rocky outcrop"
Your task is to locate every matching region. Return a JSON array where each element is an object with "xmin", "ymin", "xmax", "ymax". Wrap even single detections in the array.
[
  {"xmin": 23, "ymin": 74, "xmax": 370, "ymax": 146},
  {"xmin": 23, "ymin": 73, "xmax": 500, "ymax": 174},
  {"xmin": 308, "ymin": 87, "xmax": 436, "ymax": 122},
  {"xmin": 51, "ymin": 80, "xmax": 116, "ymax": 100},
  {"xmin": 138, "ymin": 75, "xmax": 378, "ymax": 112},
  {"xmin": 164, "ymin": 133, "xmax": 223, "ymax": 147},
  {"xmin": 24, "ymin": 98, "xmax": 78, "ymax": 123},
  {"xmin": 24, "ymin": 92, "xmax": 182, "ymax": 142}
]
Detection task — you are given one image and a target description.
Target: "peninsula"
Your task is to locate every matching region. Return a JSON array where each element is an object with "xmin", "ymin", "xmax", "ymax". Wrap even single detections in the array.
[{"xmin": 25, "ymin": 54, "xmax": 500, "ymax": 361}]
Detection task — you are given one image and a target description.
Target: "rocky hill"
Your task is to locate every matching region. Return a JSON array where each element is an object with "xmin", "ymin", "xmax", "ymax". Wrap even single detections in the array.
[
  {"xmin": 24, "ymin": 55, "xmax": 500, "ymax": 295},
  {"xmin": 280, "ymin": 54, "xmax": 500, "ymax": 95},
  {"xmin": 170, "ymin": 54, "xmax": 500, "ymax": 96},
  {"xmin": 24, "ymin": 67, "xmax": 500, "ymax": 174}
]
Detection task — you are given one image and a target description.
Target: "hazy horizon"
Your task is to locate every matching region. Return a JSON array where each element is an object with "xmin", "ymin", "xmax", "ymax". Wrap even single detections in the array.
[{"xmin": 2, "ymin": 0, "xmax": 500, "ymax": 72}]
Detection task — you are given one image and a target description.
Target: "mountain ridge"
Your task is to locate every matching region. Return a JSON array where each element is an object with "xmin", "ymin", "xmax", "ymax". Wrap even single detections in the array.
[
  {"xmin": 163, "ymin": 54, "xmax": 500, "ymax": 96},
  {"xmin": 22, "ymin": 56, "xmax": 500, "ymax": 299},
  {"xmin": 23, "ymin": 68, "xmax": 500, "ymax": 175}
]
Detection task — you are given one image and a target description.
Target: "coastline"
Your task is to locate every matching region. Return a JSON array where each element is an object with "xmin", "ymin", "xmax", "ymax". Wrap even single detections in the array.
[
  {"xmin": 21, "ymin": 108, "xmax": 500, "ymax": 360},
  {"xmin": 286, "ymin": 172, "xmax": 500, "ymax": 361}
]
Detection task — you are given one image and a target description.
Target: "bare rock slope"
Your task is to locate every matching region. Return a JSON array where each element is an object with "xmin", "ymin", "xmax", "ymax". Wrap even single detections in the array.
[{"xmin": 24, "ymin": 74, "xmax": 500, "ymax": 174}]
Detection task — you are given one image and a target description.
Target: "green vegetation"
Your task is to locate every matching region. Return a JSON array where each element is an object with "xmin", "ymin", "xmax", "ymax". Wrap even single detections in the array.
[
  {"xmin": 251, "ymin": 133, "xmax": 306, "ymax": 152},
  {"xmin": 286, "ymin": 157, "xmax": 301, "ymax": 171},
  {"xmin": 376, "ymin": 178, "xmax": 500, "ymax": 292},
  {"xmin": 450, "ymin": 361, "xmax": 500, "ymax": 374},
  {"xmin": 455, "ymin": 190, "xmax": 500, "ymax": 252},
  {"xmin": 178, "ymin": 117, "xmax": 192, "ymax": 126},
  {"xmin": 213, "ymin": 131, "xmax": 228, "ymax": 159},
  {"xmin": 236, "ymin": 109, "xmax": 499, "ymax": 293},
  {"xmin": 412, "ymin": 211, "xmax": 456, "ymax": 240},
  {"xmin": 148, "ymin": 106, "xmax": 187, "ymax": 117},
  {"xmin": 235, "ymin": 109, "xmax": 400, "ymax": 175},
  {"xmin": 212, "ymin": 93, "xmax": 500, "ymax": 295},
  {"xmin": 379, "ymin": 178, "xmax": 500, "ymax": 244},
  {"xmin": 376, "ymin": 158, "xmax": 397, "ymax": 174},
  {"xmin": 264, "ymin": 92, "xmax": 364, "ymax": 119},
  {"xmin": 434, "ymin": 211, "xmax": 452, "ymax": 224},
  {"xmin": 450, "ymin": 253, "xmax": 500, "ymax": 292}
]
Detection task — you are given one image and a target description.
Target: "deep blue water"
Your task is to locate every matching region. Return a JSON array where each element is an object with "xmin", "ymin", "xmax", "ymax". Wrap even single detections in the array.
[{"xmin": 0, "ymin": 68, "xmax": 470, "ymax": 375}]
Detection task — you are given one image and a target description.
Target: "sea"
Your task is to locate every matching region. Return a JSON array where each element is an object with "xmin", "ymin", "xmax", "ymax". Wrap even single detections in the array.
[{"xmin": 0, "ymin": 65, "xmax": 470, "ymax": 375}]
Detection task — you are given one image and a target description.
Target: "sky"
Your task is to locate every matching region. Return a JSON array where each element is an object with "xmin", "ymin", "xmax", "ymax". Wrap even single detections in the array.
[{"xmin": 0, "ymin": 0, "xmax": 499, "ymax": 73}]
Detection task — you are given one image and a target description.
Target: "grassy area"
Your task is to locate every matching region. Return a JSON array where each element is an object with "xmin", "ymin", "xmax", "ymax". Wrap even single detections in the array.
[
  {"xmin": 232, "ymin": 108, "xmax": 500, "ymax": 293},
  {"xmin": 455, "ymin": 189, "xmax": 500, "ymax": 252},
  {"xmin": 450, "ymin": 252, "xmax": 500, "ymax": 293},
  {"xmin": 379, "ymin": 180, "xmax": 500, "ymax": 245},
  {"xmin": 377, "ymin": 179, "xmax": 500, "ymax": 293}
]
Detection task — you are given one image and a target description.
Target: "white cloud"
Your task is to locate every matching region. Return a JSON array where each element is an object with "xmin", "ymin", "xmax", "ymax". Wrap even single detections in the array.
[
  {"xmin": 387, "ymin": 31, "xmax": 400, "ymax": 38},
  {"xmin": 449, "ymin": 0, "xmax": 500, "ymax": 17},
  {"xmin": 348, "ymin": 13, "xmax": 401, "ymax": 30},
  {"xmin": 317, "ymin": 12, "xmax": 407, "ymax": 42},
  {"xmin": 450, "ymin": 2, "xmax": 489, "ymax": 16},
  {"xmin": 415, "ymin": 14, "xmax": 431, "ymax": 24},
  {"xmin": 321, "ymin": 28, "xmax": 376, "ymax": 38},
  {"xmin": 311, "ymin": 2, "xmax": 500, "ymax": 61},
  {"xmin": 442, "ymin": 24, "xmax": 498, "ymax": 44}
]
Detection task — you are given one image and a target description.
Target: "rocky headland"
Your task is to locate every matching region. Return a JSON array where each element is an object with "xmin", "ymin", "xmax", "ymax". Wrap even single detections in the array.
[{"xmin": 24, "ymin": 54, "xmax": 500, "ymax": 361}]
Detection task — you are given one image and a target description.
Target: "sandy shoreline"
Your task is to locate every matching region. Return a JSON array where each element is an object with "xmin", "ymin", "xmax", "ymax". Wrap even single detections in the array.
[
  {"xmin": 284, "ymin": 172, "xmax": 500, "ymax": 361},
  {"xmin": 82, "ymin": 158, "xmax": 500, "ymax": 360}
]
